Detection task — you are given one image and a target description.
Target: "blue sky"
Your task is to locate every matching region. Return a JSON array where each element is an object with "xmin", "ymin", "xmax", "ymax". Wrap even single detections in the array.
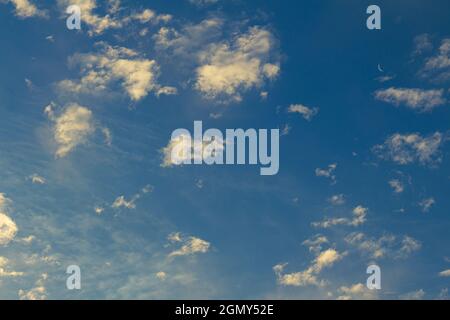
[{"xmin": 0, "ymin": 0, "xmax": 450, "ymax": 300}]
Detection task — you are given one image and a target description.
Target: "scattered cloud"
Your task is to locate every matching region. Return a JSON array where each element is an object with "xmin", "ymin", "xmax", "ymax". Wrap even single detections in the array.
[
  {"xmin": 439, "ymin": 269, "xmax": 450, "ymax": 277},
  {"xmin": 315, "ymin": 163, "xmax": 337, "ymax": 184},
  {"xmin": 412, "ymin": 34, "xmax": 433, "ymax": 58},
  {"xmin": 18, "ymin": 273, "xmax": 48, "ymax": 300},
  {"xmin": 0, "ymin": 194, "xmax": 18, "ymax": 246},
  {"xmin": 111, "ymin": 185, "xmax": 153, "ymax": 210},
  {"xmin": 373, "ymin": 132, "xmax": 444, "ymax": 166},
  {"xmin": 1, "ymin": 0, "xmax": 48, "ymax": 19},
  {"xmin": 313, "ymin": 205, "xmax": 368, "ymax": 229},
  {"xmin": 337, "ymin": 283, "xmax": 377, "ymax": 300},
  {"xmin": 328, "ymin": 194, "xmax": 345, "ymax": 206},
  {"xmin": 46, "ymin": 103, "xmax": 96, "ymax": 158},
  {"xmin": 302, "ymin": 235, "xmax": 329, "ymax": 254},
  {"xmin": 419, "ymin": 197, "xmax": 435, "ymax": 213},
  {"xmin": 420, "ymin": 38, "xmax": 450, "ymax": 82},
  {"xmin": 0, "ymin": 256, "xmax": 24, "ymax": 277},
  {"xmin": 274, "ymin": 248, "xmax": 345, "ymax": 287},
  {"xmin": 389, "ymin": 179, "xmax": 404, "ymax": 193},
  {"xmin": 28, "ymin": 174, "xmax": 46, "ymax": 185},
  {"xmin": 194, "ymin": 26, "xmax": 280, "ymax": 102},
  {"xmin": 399, "ymin": 289, "xmax": 426, "ymax": 300},
  {"xmin": 168, "ymin": 233, "xmax": 211, "ymax": 258},
  {"xmin": 288, "ymin": 104, "xmax": 319, "ymax": 121},
  {"xmin": 374, "ymin": 88, "xmax": 446, "ymax": 112},
  {"xmin": 345, "ymin": 233, "xmax": 421, "ymax": 260}
]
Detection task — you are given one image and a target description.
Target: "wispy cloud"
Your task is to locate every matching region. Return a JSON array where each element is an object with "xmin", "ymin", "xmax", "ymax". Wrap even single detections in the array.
[{"xmin": 374, "ymin": 88, "xmax": 446, "ymax": 112}]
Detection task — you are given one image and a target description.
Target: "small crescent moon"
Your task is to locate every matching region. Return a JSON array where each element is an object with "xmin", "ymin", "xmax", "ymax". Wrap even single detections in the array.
[{"xmin": 377, "ymin": 64, "xmax": 384, "ymax": 72}]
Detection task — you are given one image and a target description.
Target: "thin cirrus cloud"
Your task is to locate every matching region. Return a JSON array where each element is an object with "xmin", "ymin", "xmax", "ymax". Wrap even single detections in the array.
[
  {"xmin": 374, "ymin": 87, "xmax": 446, "ymax": 112},
  {"xmin": 57, "ymin": 43, "xmax": 177, "ymax": 101},
  {"xmin": 373, "ymin": 132, "xmax": 444, "ymax": 166}
]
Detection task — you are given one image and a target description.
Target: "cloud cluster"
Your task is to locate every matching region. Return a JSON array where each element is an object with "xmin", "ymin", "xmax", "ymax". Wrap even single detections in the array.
[{"xmin": 58, "ymin": 43, "xmax": 176, "ymax": 101}]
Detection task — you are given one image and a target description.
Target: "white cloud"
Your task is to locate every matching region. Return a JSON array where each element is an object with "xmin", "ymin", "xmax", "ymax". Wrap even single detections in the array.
[
  {"xmin": 18, "ymin": 273, "xmax": 47, "ymax": 300},
  {"xmin": 274, "ymin": 248, "xmax": 345, "ymax": 287},
  {"xmin": 345, "ymin": 233, "xmax": 421, "ymax": 260},
  {"xmin": 439, "ymin": 269, "xmax": 450, "ymax": 277},
  {"xmin": 0, "ymin": 256, "xmax": 24, "ymax": 277},
  {"xmin": 46, "ymin": 103, "xmax": 95, "ymax": 158},
  {"xmin": 373, "ymin": 132, "xmax": 444, "ymax": 166},
  {"xmin": 337, "ymin": 283, "xmax": 377, "ymax": 300},
  {"xmin": 302, "ymin": 235, "xmax": 329, "ymax": 254},
  {"xmin": 313, "ymin": 206, "xmax": 368, "ymax": 229},
  {"xmin": 194, "ymin": 26, "xmax": 280, "ymax": 102},
  {"xmin": 389, "ymin": 179, "xmax": 404, "ymax": 193},
  {"xmin": 154, "ymin": 18, "xmax": 224, "ymax": 57},
  {"xmin": 155, "ymin": 271, "xmax": 167, "ymax": 281},
  {"xmin": 288, "ymin": 104, "xmax": 319, "ymax": 121},
  {"xmin": 28, "ymin": 174, "xmax": 46, "ymax": 185},
  {"xmin": 374, "ymin": 88, "xmax": 446, "ymax": 112},
  {"xmin": 127, "ymin": 9, "xmax": 172, "ymax": 24},
  {"xmin": 419, "ymin": 197, "xmax": 435, "ymax": 213},
  {"xmin": 328, "ymin": 194, "xmax": 345, "ymax": 206},
  {"xmin": 420, "ymin": 38, "xmax": 450, "ymax": 82},
  {"xmin": 399, "ymin": 289, "xmax": 426, "ymax": 300},
  {"xmin": 168, "ymin": 233, "xmax": 211, "ymax": 257},
  {"xmin": 112, "ymin": 196, "xmax": 136, "ymax": 209},
  {"xmin": 188, "ymin": 0, "xmax": 219, "ymax": 7},
  {"xmin": 1, "ymin": 0, "xmax": 47, "ymax": 18},
  {"xmin": 58, "ymin": 43, "xmax": 175, "ymax": 101},
  {"xmin": 111, "ymin": 185, "xmax": 153, "ymax": 210},
  {"xmin": 412, "ymin": 34, "xmax": 433, "ymax": 58},
  {"xmin": 0, "ymin": 194, "xmax": 18, "ymax": 246},
  {"xmin": 315, "ymin": 163, "xmax": 337, "ymax": 184},
  {"xmin": 161, "ymin": 133, "xmax": 224, "ymax": 167},
  {"xmin": 57, "ymin": 0, "xmax": 122, "ymax": 36}
]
